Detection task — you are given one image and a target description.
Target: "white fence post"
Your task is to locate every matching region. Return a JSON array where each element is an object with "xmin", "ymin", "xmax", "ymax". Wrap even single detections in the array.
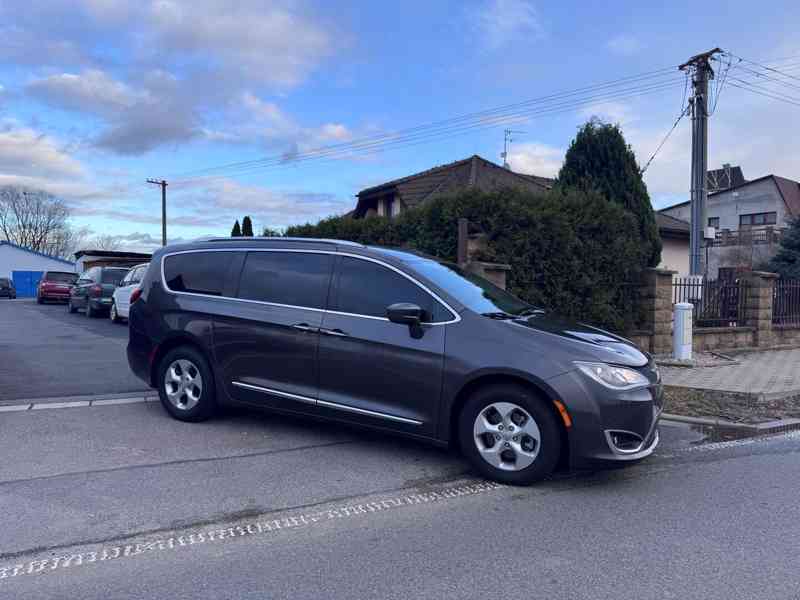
[{"xmin": 673, "ymin": 302, "xmax": 693, "ymax": 360}]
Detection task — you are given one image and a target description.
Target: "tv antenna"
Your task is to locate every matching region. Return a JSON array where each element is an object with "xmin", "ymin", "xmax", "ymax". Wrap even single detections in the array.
[{"xmin": 501, "ymin": 129, "xmax": 526, "ymax": 169}]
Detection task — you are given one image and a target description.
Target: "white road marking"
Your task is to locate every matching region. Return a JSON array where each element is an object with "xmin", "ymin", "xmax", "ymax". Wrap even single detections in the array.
[
  {"xmin": 31, "ymin": 401, "xmax": 91, "ymax": 410},
  {"xmin": 0, "ymin": 480, "xmax": 503, "ymax": 583},
  {"xmin": 91, "ymin": 397, "xmax": 147, "ymax": 406},
  {"xmin": 0, "ymin": 405, "xmax": 31, "ymax": 412}
]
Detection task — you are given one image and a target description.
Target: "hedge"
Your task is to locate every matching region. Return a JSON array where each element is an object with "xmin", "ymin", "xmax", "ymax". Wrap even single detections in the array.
[{"xmin": 286, "ymin": 187, "xmax": 647, "ymax": 331}]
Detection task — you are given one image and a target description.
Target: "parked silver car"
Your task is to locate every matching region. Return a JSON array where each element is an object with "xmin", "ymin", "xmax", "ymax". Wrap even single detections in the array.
[{"xmin": 111, "ymin": 263, "xmax": 149, "ymax": 323}]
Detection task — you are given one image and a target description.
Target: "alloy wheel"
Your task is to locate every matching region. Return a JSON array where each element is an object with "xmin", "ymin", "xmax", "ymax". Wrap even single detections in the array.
[
  {"xmin": 164, "ymin": 359, "xmax": 203, "ymax": 411},
  {"xmin": 473, "ymin": 401, "xmax": 541, "ymax": 471}
]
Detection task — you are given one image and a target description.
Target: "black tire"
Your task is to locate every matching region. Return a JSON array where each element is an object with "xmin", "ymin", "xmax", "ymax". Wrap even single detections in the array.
[
  {"xmin": 37, "ymin": 296, "xmax": 43, "ymax": 304},
  {"xmin": 458, "ymin": 383, "xmax": 561, "ymax": 486},
  {"xmin": 86, "ymin": 301, "xmax": 96, "ymax": 318},
  {"xmin": 68, "ymin": 299, "xmax": 77, "ymax": 314},
  {"xmin": 157, "ymin": 346, "xmax": 216, "ymax": 422}
]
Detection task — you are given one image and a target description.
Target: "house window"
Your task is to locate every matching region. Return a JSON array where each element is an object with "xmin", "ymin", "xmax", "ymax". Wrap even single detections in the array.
[
  {"xmin": 739, "ymin": 212, "xmax": 777, "ymax": 227},
  {"xmin": 708, "ymin": 217, "xmax": 719, "ymax": 228}
]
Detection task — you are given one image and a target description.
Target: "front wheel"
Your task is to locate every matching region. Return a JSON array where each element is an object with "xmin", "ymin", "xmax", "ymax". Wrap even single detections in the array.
[
  {"xmin": 458, "ymin": 383, "xmax": 561, "ymax": 486},
  {"xmin": 157, "ymin": 346, "xmax": 216, "ymax": 422}
]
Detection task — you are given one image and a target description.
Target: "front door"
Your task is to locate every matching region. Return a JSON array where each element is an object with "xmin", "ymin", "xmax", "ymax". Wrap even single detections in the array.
[
  {"xmin": 214, "ymin": 250, "xmax": 334, "ymax": 411},
  {"xmin": 316, "ymin": 256, "xmax": 448, "ymax": 437}
]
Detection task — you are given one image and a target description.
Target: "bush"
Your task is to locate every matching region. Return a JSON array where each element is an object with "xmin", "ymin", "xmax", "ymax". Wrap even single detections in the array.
[{"xmin": 286, "ymin": 187, "xmax": 646, "ymax": 331}]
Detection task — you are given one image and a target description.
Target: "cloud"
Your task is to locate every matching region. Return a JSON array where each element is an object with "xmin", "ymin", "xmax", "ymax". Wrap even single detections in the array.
[
  {"xmin": 0, "ymin": 124, "xmax": 85, "ymax": 179},
  {"xmin": 579, "ymin": 101, "xmax": 637, "ymax": 126},
  {"xmin": 470, "ymin": 0, "xmax": 544, "ymax": 49},
  {"xmin": 94, "ymin": 102, "xmax": 201, "ymax": 155},
  {"xmin": 507, "ymin": 142, "xmax": 563, "ymax": 177},
  {"xmin": 606, "ymin": 34, "xmax": 642, "ymax": 56},
  {"xmin": 27, "ymin": 70, "xmax": 146, "ymax": 116}
]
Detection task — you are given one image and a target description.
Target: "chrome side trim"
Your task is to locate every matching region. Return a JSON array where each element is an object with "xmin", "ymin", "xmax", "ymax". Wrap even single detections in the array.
[
  {"xmin": 160, "ymin": 248, "xmax": 461, "ymax": 325},
  {"xmin": 231, "ymin": 381, "xmax": 316, "ymax": 405},
  {"xmin": 231, "ymin": 380, "xmax": 423, "ymax": 426},
  {"xmin": 316, "ymin": 399, "xmax": 423, "ymax": 425}
]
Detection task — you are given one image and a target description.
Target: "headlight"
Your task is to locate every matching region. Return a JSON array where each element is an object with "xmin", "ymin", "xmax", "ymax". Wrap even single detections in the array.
[{"xmin": 575, "ymin": 362, "xmax": 650, "ymax": 390}]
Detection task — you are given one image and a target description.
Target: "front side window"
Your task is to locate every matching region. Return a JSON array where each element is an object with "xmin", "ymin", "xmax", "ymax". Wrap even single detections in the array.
[
  {"xmin": 237, "ymin": 251, "xmax": 333, "ymax": 309},
  {"xmin": 332, "ymin": 257, "xmax": 447, "ymax": 322},
  {"xmin": 164, "ymin": 252, "xmax": 238, "ymax": 296}
]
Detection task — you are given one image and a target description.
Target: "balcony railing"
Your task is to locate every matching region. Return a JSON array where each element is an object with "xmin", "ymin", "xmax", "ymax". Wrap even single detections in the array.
[{"xmin": 709, "ymin": 227, "xmax": 784, "ymax": 247}]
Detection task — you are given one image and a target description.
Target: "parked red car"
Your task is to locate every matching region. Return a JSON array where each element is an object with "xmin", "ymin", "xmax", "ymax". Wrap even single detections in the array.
[{"xmin": 37, "ymin": 271, "xmax": 78, "ymax": 303}]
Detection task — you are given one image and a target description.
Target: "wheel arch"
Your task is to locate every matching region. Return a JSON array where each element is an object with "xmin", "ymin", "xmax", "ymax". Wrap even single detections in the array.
[
  {"xmin": 446, "ymin": 371, "xmax": 571, "ymax": 470},
  {"xmin": 148, "ymin": 332, "xmax": 212, "ymax": 388}
]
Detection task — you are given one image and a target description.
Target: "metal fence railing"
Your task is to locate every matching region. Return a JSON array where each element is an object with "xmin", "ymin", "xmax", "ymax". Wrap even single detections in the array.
[
  {"xmin": 672, "ymin": 277, "xmax": 749, "ymax": 328},
  {"xmin": 773, "ymin": 279, "xmax": 800, "ymax": 326}
]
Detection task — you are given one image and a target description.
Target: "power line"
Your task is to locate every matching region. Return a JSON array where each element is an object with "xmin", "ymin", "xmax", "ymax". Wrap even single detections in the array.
[
  {"xmin": 724, "ymin": 60, "xmax": 800, "ymax": 93},
  {"xmin": 172, "ymin": 77, "xmax": 686, "ymax": 184},
  {"xmin": 727, "ymin": 81, "xmax": 800, "ymax": 108},
  {"xmin": 168, "ymin": 67, "xmax": 682, "ymax": 181},
  {"xmin": 640, "ymin": 104, "xmax": 690, "ymax": 174},
  {"xmin": 727, "ymin": 52, "xmax": 800, "ymax": 83}
]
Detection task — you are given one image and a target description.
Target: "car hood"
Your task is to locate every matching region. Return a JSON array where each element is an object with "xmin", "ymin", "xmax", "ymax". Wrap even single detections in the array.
[{"xmin": 507, "ymin": 314, "xmax": 649, "ymax": 367}]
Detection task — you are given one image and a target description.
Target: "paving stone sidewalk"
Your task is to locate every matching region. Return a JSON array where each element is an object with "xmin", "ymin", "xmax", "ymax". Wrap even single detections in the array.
[{"xmin": 661, "ymin": 348, "xmax": 800, "ymax": 397}]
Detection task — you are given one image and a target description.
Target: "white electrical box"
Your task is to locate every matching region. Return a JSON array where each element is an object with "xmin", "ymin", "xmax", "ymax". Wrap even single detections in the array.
[
  {"xmin": 673, "ymin": 302, "xmax": 693, "ymax": 361},
  {"xmin": 704, "ymin": 226, "xmax": 716, "ymax": 240}
]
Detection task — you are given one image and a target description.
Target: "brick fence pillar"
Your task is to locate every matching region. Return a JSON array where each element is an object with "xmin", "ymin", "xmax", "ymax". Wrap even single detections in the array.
[
  {"xmin": 640, "ymin": 268, "xmax": 676, "ymax": 355},
  {"xmin": 743, "ymin": 271, "xmax": 778, "ymax": 347}
]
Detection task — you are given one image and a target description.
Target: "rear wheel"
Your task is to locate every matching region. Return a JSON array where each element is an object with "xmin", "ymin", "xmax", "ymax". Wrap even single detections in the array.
[
  {"xmin": 157, "ymin": 346, "xmax": 216, "ymax": 422},
  {"xmin": 86, "ymin": 301, "xmax": 96, "ymax": 318},
  {"xmin": 110, "ymin": 302, "xmax": 121, "ymax": 323},
  {"xmin": 37, "ymin": 295, "xmax": 43, "ymax": 304},
  {"xmin": 458, "ymin": 383, "xmax": 561, "ymax": 486},
  {"xmin": 68, "ymin": 299, "xmax": 77, "ymax": 313}
]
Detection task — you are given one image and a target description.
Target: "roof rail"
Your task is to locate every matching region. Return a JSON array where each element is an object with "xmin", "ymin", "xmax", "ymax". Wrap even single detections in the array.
[{"xmin": 200, "ymin": 236, "xmax": 364, "ymax": 247}]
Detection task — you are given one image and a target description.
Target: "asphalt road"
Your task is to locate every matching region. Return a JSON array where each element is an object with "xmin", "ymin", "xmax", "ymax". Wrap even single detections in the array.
[
  {"xmin": 1, "ymin": 399, "xmax": 799, "ymax": 599},
  {"xmin": 0, "ymin": 299, "xmax": 147, "ymax": 402}
]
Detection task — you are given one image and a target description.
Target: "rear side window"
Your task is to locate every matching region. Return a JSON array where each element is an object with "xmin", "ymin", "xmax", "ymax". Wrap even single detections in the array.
[
  {"xmin": 237, "ymin": 251, "xmax": 333, "ymax": 309},
  {"xmin": 45, "ymin": 272, "xmax": 77, "ymax": 283},
  {"xmin": 164, "ymin": 252, "xmax": 238, "ymax": 296},
  {"xmin": 332, "ymin": 257, "xmax": 448, "ymax": 322},
  {"xmin": 102, "ymin": 270, "xmax": 128, "ymax": 285}
]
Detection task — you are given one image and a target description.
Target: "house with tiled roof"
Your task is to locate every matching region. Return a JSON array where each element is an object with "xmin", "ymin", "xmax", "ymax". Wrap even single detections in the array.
[
  {"xmin": 352, "ymin": 155, "xmax": 554, "ymax": 219},
  {"xmin": 660, "ymin": 169, "xmax": 800, "ymax": 277}
]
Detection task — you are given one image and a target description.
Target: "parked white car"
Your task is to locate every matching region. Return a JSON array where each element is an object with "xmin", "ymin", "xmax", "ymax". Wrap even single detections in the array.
[{"xmin": 111, "ymin": 263, "xmax": 149, "ymax": 323}]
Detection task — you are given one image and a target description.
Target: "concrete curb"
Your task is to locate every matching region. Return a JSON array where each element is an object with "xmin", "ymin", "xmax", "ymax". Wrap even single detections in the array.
[
  {"xmin": 661, "ymin": 412, "xmax": 800, "ymax": 435},
  {"xmin": 0, "ymin": 390, "xmax": 158, "ymax": 412}
]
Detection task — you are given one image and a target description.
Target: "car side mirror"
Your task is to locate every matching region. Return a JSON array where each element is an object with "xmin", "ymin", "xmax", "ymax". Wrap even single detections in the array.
[{"xmin": 387, "ymin": 303, "xmax": 425, "ymax": 338}]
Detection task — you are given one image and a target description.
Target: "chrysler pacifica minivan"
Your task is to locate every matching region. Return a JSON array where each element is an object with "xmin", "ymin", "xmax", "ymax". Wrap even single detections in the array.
[{"xmin": 127, "ymin": 237, "xmax": 662, "ymax": 485}]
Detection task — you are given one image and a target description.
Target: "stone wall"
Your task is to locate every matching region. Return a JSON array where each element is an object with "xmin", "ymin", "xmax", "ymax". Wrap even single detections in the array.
[{"xmin": 626, "ymin": 269, "xmax": 799, "ymax": 355}]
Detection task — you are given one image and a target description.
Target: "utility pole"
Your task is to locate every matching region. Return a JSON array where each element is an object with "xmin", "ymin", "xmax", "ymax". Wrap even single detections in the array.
[
  {"xmin": 501, "ymin": 129, "xmax": 525, "ymax": 170},
  {"xmin": 680, "ymin": 48, "xmax": 721, "ymax": 276},
  {"xmin": 146, "ymin": 179, "xmax": 169, "ymax": 246}
]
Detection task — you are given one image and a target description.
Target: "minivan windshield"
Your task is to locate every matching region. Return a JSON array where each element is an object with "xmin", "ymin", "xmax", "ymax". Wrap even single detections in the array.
[
  {"xmin": 410, "ymin": 259, "xmax": 537, "ymax": 316},
  {"xmin": 45, "ymin": 272, "xmax": 78, "ymax": 283}
]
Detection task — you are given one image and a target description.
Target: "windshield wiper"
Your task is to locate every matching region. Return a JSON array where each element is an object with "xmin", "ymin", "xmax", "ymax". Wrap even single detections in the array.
[
  {"xmin": 516, "ymin": 307, "xmax": 546, "ymax": 317},
  {"xmin": 481, "ymin": 311, "xmax": 516, "ymax": 320}
]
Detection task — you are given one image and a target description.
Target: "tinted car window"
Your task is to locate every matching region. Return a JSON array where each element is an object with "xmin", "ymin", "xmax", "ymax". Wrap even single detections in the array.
[
  {"xmin": 333, "ymin": 257, "xmax": 447, "ymax": 322},
  {"xmin": 44, "ymin": 272, "xmax": 77, "ymax": 283},
  {"xmin": 237, "ymin": 251, "xmax": 332, "ymax": 309},
  {"xmin": 164, "ymin": 252, "xmax": 238, "ymax": 296},
  {"xmin": 102, "ymin": 269, "xmax": 128, "ymax": 285},
  {"xmin": 0, "ymin": 278, "xmax": 10, "ymax": 287}
]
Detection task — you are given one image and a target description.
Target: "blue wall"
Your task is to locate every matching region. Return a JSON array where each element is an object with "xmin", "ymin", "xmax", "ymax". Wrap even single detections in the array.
[{"xmin": 12, "ymin": 271, "xmax": 44, "ymax": 298}]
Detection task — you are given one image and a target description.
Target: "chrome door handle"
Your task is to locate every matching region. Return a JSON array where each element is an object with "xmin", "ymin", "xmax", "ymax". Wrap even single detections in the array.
[
  {"xmin": 320, "ymin": 328, "xmax": 348, "ymax": 337},
  {"xmin": 291, "ymin": 323, "xmax": 316, "ymax": 332}
]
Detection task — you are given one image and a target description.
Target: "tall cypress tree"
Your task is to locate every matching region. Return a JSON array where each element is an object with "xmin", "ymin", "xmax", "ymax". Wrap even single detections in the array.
[
  {"xmin": 231, "ymin": 220, "xmax": 242, "ymax": 237},
  {"xmin": 242, "ymin": 215, "xmax": 254, "ymax": 237},
  {"xmin": 558, "ymin": 119, "xmax": 662, "ymax": 267},
  {"xmin": 769, "ymin": 217, "xmax": 800, "ymax": 278}
]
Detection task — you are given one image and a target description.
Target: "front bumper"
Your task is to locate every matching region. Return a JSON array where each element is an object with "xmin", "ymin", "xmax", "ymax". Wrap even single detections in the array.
[{"xmin": 548, "ymin": 366, "xmax": 663, "ymax": 468}]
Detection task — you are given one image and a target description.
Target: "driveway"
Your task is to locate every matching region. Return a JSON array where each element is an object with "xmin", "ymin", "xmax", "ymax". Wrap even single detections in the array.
[{"xmin": 0, "ymin": 299, "xmax": 147, "ymax": 403}]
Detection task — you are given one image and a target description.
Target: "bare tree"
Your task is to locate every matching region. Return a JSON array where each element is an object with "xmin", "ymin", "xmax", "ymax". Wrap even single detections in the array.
[
  {"xmin": 0, "ymin": 185, "xmax": 70, "ymax": 253},
  {"xmin": 50, "ymin": 225, "xmax": 91, "ymax": 260},
  {"xmin": 90, "ymin": 234, "xmax": 122, "ymax": 251}
]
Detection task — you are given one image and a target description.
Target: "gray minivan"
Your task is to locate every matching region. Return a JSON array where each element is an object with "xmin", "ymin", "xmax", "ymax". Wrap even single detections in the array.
[{"xmin": 127, "ymin": 237, "xmax": 662, "ymax": 485}]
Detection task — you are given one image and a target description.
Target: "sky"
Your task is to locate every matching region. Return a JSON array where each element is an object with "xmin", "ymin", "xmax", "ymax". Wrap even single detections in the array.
[{"xmin": 0, "ymin": 0, "xmax": 798, "ymax": 251}]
